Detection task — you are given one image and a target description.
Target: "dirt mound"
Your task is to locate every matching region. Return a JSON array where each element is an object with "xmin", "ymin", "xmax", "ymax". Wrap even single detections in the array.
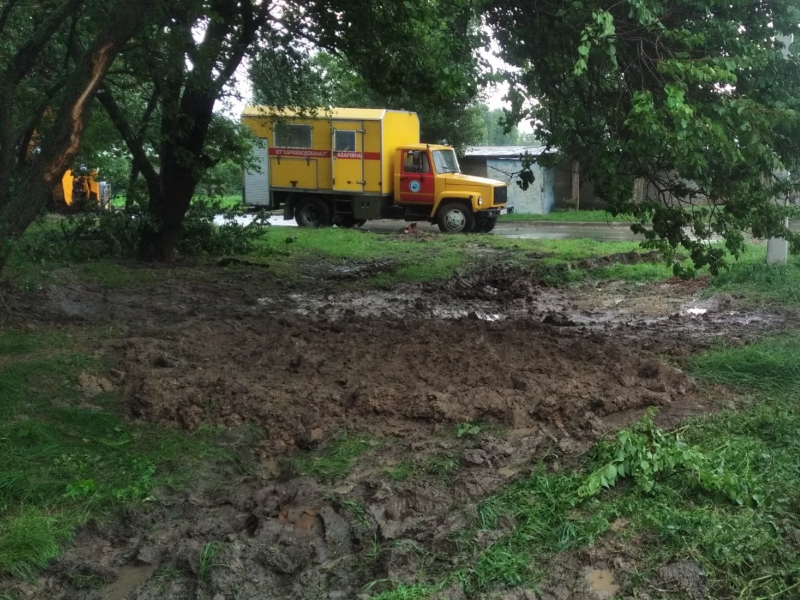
[
  {"xmin": 434, "ymin": 264, "xmax": 564, "ymax": 302},
  {"xmin": 121, "ymin": 316, "xmax": 694, "ymax": 456},
  {"xmin": 571, "ymin": 250, "xmax": 663, "ymax": 270}
]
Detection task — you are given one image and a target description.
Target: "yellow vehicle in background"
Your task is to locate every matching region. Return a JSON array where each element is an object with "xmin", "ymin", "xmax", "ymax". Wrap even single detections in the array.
[
  {"xmin": 241, "ymin": 106, "xmax": 510, "ymax": 233},
  {"xmin": 51, "ymin": 170, "xmax": 110, "ymax": 212}
]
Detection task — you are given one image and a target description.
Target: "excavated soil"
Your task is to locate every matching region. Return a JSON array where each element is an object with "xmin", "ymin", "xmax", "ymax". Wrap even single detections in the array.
[
  {"xmin": 0, "ymin": 256, "xmax": 789, "ymax": 600},
  {"xmin": 121, "ymin": 316, "xmax": 695, "ymax": 457}
]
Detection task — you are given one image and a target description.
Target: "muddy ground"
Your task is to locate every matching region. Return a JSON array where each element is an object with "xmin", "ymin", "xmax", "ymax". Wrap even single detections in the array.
[{"xmin": 1, "ymin": 256, "xmax": 790, "ymax": 600}]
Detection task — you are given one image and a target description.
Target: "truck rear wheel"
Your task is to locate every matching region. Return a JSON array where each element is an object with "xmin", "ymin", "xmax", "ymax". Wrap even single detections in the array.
[
  {"xmin": 295, "ymin": 197, "xmax": 333, "ymax": 228},
  {"xmin": 436, "ymin": 201, "xmax": 475, "ymax": 234}
]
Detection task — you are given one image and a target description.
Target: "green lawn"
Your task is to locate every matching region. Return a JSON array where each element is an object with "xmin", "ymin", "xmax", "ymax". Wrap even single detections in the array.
[
  {"xmin": 0, "ymin": 330, "xmax": 234, "ymax": 578},
  {"xmin": 499, "ymin": 209, "xmax": 637, "ymax": 223},
  {"xmin": 110, "ymin": 194, "xmax": 244, "ymax": 210}
]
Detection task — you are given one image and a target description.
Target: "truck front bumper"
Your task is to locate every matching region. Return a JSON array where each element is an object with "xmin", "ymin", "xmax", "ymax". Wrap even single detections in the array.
[{"xmin": 478, "ymin": 206, "xmax": 513, "ymax": 218}]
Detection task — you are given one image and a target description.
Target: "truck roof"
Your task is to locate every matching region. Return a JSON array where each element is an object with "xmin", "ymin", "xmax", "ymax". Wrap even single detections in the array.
[
  {"xmin": 401, "ymin": 143, "xmax": 453, "ymax": 151},
  {"xmin": 242, "ymin": 106, "xmax": 417, "ymax": 121}
]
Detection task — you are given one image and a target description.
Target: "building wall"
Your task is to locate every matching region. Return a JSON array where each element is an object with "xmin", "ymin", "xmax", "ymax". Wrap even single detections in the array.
[
  {"xmin": 459, "ymin": 156, "xmax": 488, "ymax": 179},
  {"xmin": 461, "ymin": 156, "xmax": 556, "ymax": 214},
  {"xmin": 552, "ymin": 163, "xmax": 606, "ymax": 210},
  {"xmin": 486, "ymin": 158, "xmax": 554, "ymax": 214}
]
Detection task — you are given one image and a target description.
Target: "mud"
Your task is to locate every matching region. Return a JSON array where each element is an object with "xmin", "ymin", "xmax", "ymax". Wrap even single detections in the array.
[
  {"xmin": 120, "ymin": 316, "xmax": 694, "ymax": 457},
  {"xmin": 0, "ymin": 256, "xmax": 787, "ymax": 600}
]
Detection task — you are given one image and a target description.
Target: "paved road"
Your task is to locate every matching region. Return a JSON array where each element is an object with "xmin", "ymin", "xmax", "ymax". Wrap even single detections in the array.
[{"xmin": 218, "ymin": 214, "xmax": 649, "ymax": 242}]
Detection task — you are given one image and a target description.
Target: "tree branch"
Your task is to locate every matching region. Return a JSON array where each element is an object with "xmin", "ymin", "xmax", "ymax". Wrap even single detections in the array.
[
  {"xmin": 96, "ymin": 85, "xmax": 160, "ymax": 195},
  {"xmin": 8, "ymin": 0, "xmax": 83, "ymax": 83}
]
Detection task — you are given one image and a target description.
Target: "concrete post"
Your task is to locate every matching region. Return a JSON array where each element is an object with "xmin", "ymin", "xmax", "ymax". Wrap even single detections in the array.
[
  {"xmin": 766, "ymin": 34, "xmax": 794, "ymax": 265},
  {"xmin": 767, "ymin": 226, "xmax": 789, "ymax": 264}
]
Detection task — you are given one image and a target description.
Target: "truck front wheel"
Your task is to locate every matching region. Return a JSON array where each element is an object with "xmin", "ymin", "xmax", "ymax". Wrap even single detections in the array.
[
  {"xmin": 295, "ymin": 197, "xmax": 333, "ymax": 228},
  {"xmin": 474, "ymin": 216, "xmax": 498, "ymax": 233},
  {"xmin": 436, "ymin": 201, "xmax": 475, "ymax": 234}
]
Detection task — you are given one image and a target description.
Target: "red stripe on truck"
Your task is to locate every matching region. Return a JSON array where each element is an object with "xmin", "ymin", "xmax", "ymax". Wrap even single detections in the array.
[
  {"xmin": 334, "ymin": 151, "xmax": 382, "ymax": 160},
  {"xmin": 268, "ymin": 148, "xmax": 382, "ymax": 160},
  {"xmin": 269, "ymin": 148, "xmax": 330, "ymax": 158}
]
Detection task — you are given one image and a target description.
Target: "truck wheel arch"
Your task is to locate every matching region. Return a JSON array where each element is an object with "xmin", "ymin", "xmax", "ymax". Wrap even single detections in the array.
[{"xmin": 436, "ymin": 200, "xmax": 475, "ymax": 233}]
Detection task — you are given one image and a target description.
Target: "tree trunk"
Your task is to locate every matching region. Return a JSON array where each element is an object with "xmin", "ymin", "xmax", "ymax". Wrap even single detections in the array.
[
  {"xmin": 0, "ymin": 0, "xmax": 154, "ymax": 274},
  {"xmin": 125, "ymin": 163, "xmax": 140, "ymax": 211},
  {"xmin": 137, "ymin": 166, "xmax": 196, "ymax": 261},
  {"xmin": 571, "ymin": 159, "xmax": 580, "ymax": 210}
]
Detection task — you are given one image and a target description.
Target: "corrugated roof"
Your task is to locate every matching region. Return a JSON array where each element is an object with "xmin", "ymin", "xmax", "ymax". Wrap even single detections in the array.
[
  {"xmin": 242, "ymin": 106, "xmax": 399, "ymax": 120},
  {"xmin": 463, "ymin": 145, "xmax": 551, "ymax": 158}
]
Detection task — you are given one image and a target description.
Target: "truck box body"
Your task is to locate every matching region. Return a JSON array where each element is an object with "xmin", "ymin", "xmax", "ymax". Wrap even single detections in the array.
[{"xmin": 242, "ymin": 106, "xmax": 420, "ymax": 206}]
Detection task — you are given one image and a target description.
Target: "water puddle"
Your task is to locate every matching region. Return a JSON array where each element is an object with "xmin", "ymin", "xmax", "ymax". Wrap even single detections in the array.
[
  {"xmin": 584, "ymin": 568, "xmax": 620, "ymax": 599},
  {"xmin": 103, "ymin": 564, "xmax": 156, "ymax": 600}
]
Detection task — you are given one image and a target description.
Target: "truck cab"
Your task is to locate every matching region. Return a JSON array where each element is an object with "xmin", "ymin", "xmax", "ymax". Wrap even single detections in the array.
[{"xmin": 394, "ymin": 144, "xmax": 508, "ymax": 233}]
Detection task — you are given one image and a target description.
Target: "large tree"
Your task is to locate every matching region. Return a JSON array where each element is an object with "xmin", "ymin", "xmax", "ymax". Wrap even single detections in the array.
[
  {"xmin": 99, "ymin": 0, "xmax": 484, "ymax": 262},
  {"xmin": 0, "ymin": 0, "xmax": 154, "ymax": 269},
  {"xmin": 485, "ymin": 0, "xmax": 800, "ymax": 273},
  {"xmin": 96, "ymin": 0, "xmax": 269, "ymax": 261}
]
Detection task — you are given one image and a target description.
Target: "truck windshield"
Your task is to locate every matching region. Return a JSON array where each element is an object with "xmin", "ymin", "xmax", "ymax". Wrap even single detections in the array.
[{"xmin": 432, "ymin": 150, "xmax": 460, "ymax": 174}]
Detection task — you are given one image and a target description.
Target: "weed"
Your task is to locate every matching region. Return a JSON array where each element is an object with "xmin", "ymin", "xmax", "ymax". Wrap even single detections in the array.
[
  {"xmin": 367, "ymin": 580, "xmax": 443, "ymax": 599},
  {"xmin": 70, "ymin": 572, "xmax": 106, "ymax": 588},
  {"xmin": 0, "ymin": 507, "xmax": 73, "ymax": 578},
  {"xmin": 198, "ymin": 542, "xmax": 221, "ymax": 582},
  {"xmin": 455, "ymin": 423, "xmax": 483, "ymax": 439},
  {"xmin": 382, "ymin": 461, "xmax": 418, "ymax": 482},
  {"xmin": 425, "ymin": 454, "xmax": 459, "ymax": 481},
  {"xmin": 338, "ymin": 498, "xmax": 371, "ymax": 531},
  {"xmin": 294, "ymin": 433, "xmax": 372, "ymax": 482}
]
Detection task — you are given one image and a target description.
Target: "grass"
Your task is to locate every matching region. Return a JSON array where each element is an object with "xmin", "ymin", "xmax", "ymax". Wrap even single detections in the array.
[
  {"xmin": 294, "ymin": 433, "xmax": 373, "ymax": 482},
  {"xmin": 374, "ymin": 335, "xmax": 800, "ymax": 599},
  {"xmin": 382, "ymin": 461, "xmax": 418, "ymax": 482},
  {"xmin": 499, "ymin": 209, "xmax": 637, "ymax": 223},
  {"xmin": 707, "ymin": 244, "xmax": 800, "ymax": 306},
  {"xmin": 198, "ymin": 542, "xmax": 221, "ymax": 582},
  {"xmin": 689, "ymin": 334, "xmax": 800, "ymax": 390},
  {"xmin": 110, "ymin": 194, "xmax": 243, "ymax": 210},
  {"xmin": 0, "ymin": 330, "xmax": 232, "ymax": 579}
]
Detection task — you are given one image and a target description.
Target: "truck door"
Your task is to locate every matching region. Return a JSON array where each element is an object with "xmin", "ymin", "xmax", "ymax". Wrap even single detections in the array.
[
  {"xmin": 398, "ymin": 150, "xmax": 435, "ymax": 204},
  {"xmin": 332, "ymin": 122, "xmax": 364, "ymax": 192}
]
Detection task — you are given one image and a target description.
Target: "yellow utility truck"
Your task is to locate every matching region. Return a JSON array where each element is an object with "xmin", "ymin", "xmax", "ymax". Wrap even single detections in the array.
[
  {"xmin": 241, "ymin": 106, "xmax": 510, "ymax": 233},
  {"xmin": 51, "ymin": 170, "xmax": 110, "ymax": 211}
]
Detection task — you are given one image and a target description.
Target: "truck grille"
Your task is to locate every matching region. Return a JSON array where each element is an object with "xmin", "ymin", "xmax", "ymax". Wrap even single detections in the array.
[{"xmin": 493, "ymin": 185, "xmax": 507, "ymax": 206}]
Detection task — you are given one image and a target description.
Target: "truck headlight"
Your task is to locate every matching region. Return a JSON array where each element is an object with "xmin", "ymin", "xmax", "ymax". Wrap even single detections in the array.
[{"xmin": 478, "ymin": 196, "xmax": 483, "ymax": 206}]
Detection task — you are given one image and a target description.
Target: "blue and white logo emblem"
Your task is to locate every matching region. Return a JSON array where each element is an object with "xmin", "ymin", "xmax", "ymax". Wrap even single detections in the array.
[{"xmin": 409, "ymin": 180, "xmax": 421, "ymax": 193}]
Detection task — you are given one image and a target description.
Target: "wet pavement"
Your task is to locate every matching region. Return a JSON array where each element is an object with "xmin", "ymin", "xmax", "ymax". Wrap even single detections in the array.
[{"xmin": 216, "ymin": 213, "xmax": 651, "ymax": 241}]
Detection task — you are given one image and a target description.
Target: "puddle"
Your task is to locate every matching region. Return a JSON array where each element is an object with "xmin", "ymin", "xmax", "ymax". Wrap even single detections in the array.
[
  {"xmin": 103, "ymin": 564, "xmax": 156, "ymax": 600},
  {"xmin": 584, "ymin": 568, "xmax": 620, "ymax": 599},
  {"xmin": 497, "ymin": 466, "xmax": 520, "ymax": 478},
  {"xmin": 253, "ymin": 284, "xmax": 785, "ymax": 355}
]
